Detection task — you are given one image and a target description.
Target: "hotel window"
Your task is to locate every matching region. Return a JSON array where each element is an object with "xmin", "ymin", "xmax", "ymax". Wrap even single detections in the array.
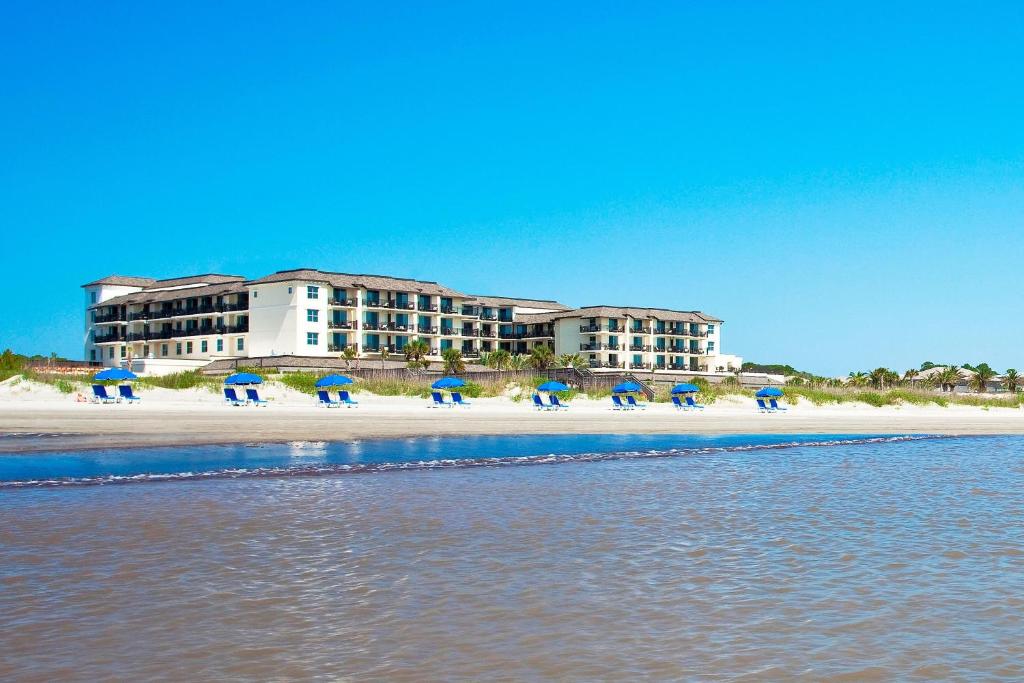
[
  {"xmin": 288, "ymin": 287, "xmax": 293, "ymax": 294},
  {"xmin": 307, "ymin": 309, "xmax": 319, "ymax": 323},
  {"xmin": 707, "ymin": 341, "xmax": 715, "ymax": 352},
  {"xmin": 307, "ymin": 332, "xmax": 319, "ymax": 346},
  {"xmin": 186, "ymin": 342, "xmax": 193, "ymax": 354},
  {"xmin": 201, "ymin": 340, "xmax": 208, "ymax": 353},
  {"xmin": 216, "ymin": 339, "xmax": 224, "ymax": 352},
  {"xmin": 108, "ymin": 347, "xmax": 114, "ymax": 359},
  {"xmin": 253, "ymin": 291, "xmax": 258, "ymax": 298},
  {"xmin": 143, "ymin": 345, "xmax": 150, "ymax": 357},
  {"xmin": 176, "ymin": 343, "xmax": 182, "ymax": 355},
  {"xmin": 90, "ymin": 291, "xmax": 97, "ymax": 304},
  {"xmin": 307, "ymin": 286, "xmax": 319, "ymax": 300},
  {"xmin": 89, "ymin": 350, "xmax": 96, "ymax": 361},
  {"xmin": 237, "ymin": 338, "xmax": 244, "ymax": 351},
  {"xmin": 707, "ymin": 324, "xmax": 715, "ymax": 334},
  {"xmin": 161, "ymin": 344, "xmax": 168, "ymax": 357}
]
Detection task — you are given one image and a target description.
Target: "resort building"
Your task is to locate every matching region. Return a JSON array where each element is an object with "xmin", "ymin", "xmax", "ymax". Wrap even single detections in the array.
[{"xmin": 83, "ymin": 268, "xmax": 741, "ymax": 375}]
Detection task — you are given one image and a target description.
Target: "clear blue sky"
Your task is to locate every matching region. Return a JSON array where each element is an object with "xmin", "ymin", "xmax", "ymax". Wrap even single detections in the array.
[{"xmin": 2, "ymin": 1, "xmax": 1022, "ymax": 375}]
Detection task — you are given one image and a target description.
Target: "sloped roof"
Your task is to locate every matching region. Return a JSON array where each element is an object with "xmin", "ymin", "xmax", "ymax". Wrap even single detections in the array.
[
  {"xmin": 466, "ymin": 294, "xmax": 571, "ymax": 311},
  {"xmin": 516, "ymin": 312, "xmax": 561, "ymax": 324},
  {"xmin": 555, "ymin": 306, "xmax": 723, "ymax": 324},
  {"xmin": 92, "ymin": 281, "xmax": 247, "ymax": 308},
  {"xmin": 81, "ymin": 275, "xmax": 157, "ymax": 288},
  {"xmin": 246, "ymin": 269, "xmax": 468, "ymax": 297}
]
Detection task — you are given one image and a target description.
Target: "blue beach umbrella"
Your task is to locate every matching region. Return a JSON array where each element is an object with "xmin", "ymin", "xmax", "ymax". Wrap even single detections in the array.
[
  {"xmin": 432, "ymin": 377, "xmax": 465, "ymax": 390},
  {"xmin": 224, "ymin": 372, "xmax": 263, "ymax": 386},
  {"xmin": 612, "ymin": 381, "xmax": 643, "ymax": 393},
  {"xmin": 671, "ymin": 383, "xmax": 700, "ymax": 394},
  {"xmin": 316, "ymin": 374, "xmax": 354, "ymax": 388},
  {"xmin": 93, "ymin": 368, "xmax": 137, "ymax": 381},
  {"xmin": 537, "ymin": 381, "xmax": 569, "ymax": 392},
  {"xmin": 756, "ymin": 387, "xmax": 783, "ymax": 398}
]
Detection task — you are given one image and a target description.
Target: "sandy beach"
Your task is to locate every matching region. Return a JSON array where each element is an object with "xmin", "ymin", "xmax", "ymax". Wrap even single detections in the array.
[{"xmin": 1, "ymin": 378, "xmax": 1022, "ymax": 453}]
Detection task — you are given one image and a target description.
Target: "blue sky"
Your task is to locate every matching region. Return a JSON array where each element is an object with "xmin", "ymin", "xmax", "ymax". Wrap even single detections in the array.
[{"xmin": 2, "ymin": 1, "xmax": 1022, "ymax": 375}]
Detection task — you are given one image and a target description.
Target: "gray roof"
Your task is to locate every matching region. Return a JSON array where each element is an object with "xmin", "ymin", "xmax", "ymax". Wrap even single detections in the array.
[
  {"xmin": 246, "ymin": 269, "xmax": 468, "ymax": 297},
  {"xmin": 555, "ymin": 306, "xmax": 723, "ymax": 324},
  {"xmin": 82, "ymin": 275, "xmax": 157, "ymax": 288},
  {"xmin": 516, "ymin": 312, "xmax": 561, "ymax": 324},
  {"xmin": 466, "ymin": 294, "xmax": 571, "ymax": 310},
  {"xmin": 92, "ymin": 281, "xmax": 247, "ymax": 308},
  {"xmin": 82, "ymin": 273, "xmax": 245, "ymax": 289}
]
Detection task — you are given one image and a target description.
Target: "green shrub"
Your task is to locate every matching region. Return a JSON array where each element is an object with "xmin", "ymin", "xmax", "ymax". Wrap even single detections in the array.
[
  {"xmin": 55, "ymin": 379, "xmax": 76, "ymax": 394},
  {"xmin": 277, "ymin": 372, "xmax": 318, "ymax": 395},
  {"xmin": 138, "ymin": 370, "xmax": 219, "ymax": 390}
]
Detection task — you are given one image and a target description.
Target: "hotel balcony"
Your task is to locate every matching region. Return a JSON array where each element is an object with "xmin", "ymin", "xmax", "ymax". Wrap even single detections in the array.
[
  {"xmin": 93, "ymin": 333, "xmax": 125, "ymax": 344},
  {"xmin": 589, "ymin": 360, "xmax": 625, "ymax": 369},
  {"xmin": 417, "ymin": 325, "xmax": 439, "ymax": 335},
  {"xmin": 94, "ymin": 313, "xmax": 123, "ymax": 324},
  {"xmin": 629, "ymin": 362, "xmax": 651, "ymax": 370},
  {"xmin": 363, "ymin": 299, "xmax": 416, "ymax": 311},
  {"xmin": 628, "ymin": 326, "xmax": 652, "ymax": 334},
  {"xmin": 327, "ymin": 343, "xmax": 355, "ymax": 353},
  {"xmin": 628, "ymin": 344, "xmax": 651, "ymax": 352},
  {"xmin": 329, "ymin": 297, "xmax": 358, "ymax": 307},
  {"xmin": 579, "ymin": 324, "xmax": 601, "ymax": 333},
  {"xmin": 328, "ymin": 321, "xmax": 355, "ymax": 330},
  {"xmin": 479, "ymin": 313, "xmax": 498, "ymax": 321},
  {"xmin": 417, "ymin": 303, "xmax": 439, "ymax": 312}
]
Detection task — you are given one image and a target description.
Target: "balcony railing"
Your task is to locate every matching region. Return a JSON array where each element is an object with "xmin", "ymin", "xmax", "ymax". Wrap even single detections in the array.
[
  {"xmin": 418, "ymin": 303, "xmax": 439, "ymax": 312},
  {"xmin": 327, "ymin": 343, "xmax": 355, "ymax": 353},
  {"xmin": 479, "ymin": 314, "xmax": 498, "ymax": 321},
  {"xmin": 580, "ymin": 325, "xmax": 601, "ymax": 333},
  {"xmin": 94, "ymin": 313, "xmax": 122, "ymax": 323},
  {"xmin": 328, "ymin": 321, "xmax": 355, "ymax": 330},
  {"xmin": 417, "ymin": 326, "xmax": 439, "ymax": 335},
  {"xmin": 441, "ymin": 327, "xmax": 457, "ymax": 336},
  {"xmin": 480, "ymin": 328, "xmax": 498, "ymax": 337},
  {"xmin": 500, "ymin": 332, "xmax": 527, "ymax": 340},
  {"xmin": 439, "ymin": 306, "xmax": 456, "ymax": 314},
  {"xmin": 629, "ymin": 362, "xmax": 651, "ymax": 369},
  {"xmin": 93, "ymin": 334, "xmax": 124, "ymax": 344},
  {"xmin": 608, "ymin": 326, "xmax": 624, "ymax": 333},
  {"xmin": 630, "ymin": 327, "xmax": 652, "ymax": 334},
  {"xmin": 329, "ymin": 297, "xmax": 358, "ymax": 307},
  {"xmin": 589, "ymin": 360, "xmax": 625, "ymax": 369},
  {"xmin": 629, "ymin": 344, "xmax": 651, "ymax": 352},
  {"xmin": 362, "ymin": 322, "xmax": 382, "ymax": 331}
]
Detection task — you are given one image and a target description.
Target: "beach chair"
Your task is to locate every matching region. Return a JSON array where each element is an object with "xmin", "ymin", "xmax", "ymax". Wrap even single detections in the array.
[
  {"xmin": 549, "ymin": 395, "xmax": 570, "ymax": 410},
  {"xmin": 338, "ymin": 390, "xmax": 360, "ymax": 407},
  {"xmin": 685, "ymin": 396, "xmax": 705, "ymax": 411},
  {"xmin": 91, "ymin": 384, "xmax": 118, "ymax": 404},
  {"xmin": 430, "ymin": 391, "xmax": 452, "ymax": 408},
  {"xmin": 532, "ymin": 393, "xmax": 552, "ymax": 411},
  {"xmin": 756, "ymin": 399, "xmax": 773, "ymax": 413},
  {"xmin": 611, "ymin": 395, "xmax": 629, "ymax": 410},
  {"xmin": 626, "ymin": 395, "xmax": 647, "ymax": 410},
  {"xmin": 317, "ymin": 390, "xmax": 341, "ymax": 408},
  {"xmin": 451, "ymin": 391, "xmax": 471, "ymax": 407},
  {"xmin": 671, "ymin": 395, "xmax": 687, "ymax": 411},
  {"xmin": 245, "ymin": 388, "xmax": 268, "ymax": 406},
  {"xmin": 117, "ymin": 385, "xmax": 141, "ymax": 404},
  {"xmin": 769, "ymin": 398, "xmax": 787, "ymax": 412},
  {"xmin": 224, "ymin": 388, "xmax": 247, "ymax": 406}
]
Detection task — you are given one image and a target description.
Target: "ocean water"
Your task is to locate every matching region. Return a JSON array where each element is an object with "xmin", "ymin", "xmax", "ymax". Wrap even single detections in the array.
[{"xmin": 2, "ymin": 434, "xmax": 1023, "ymax": 680}]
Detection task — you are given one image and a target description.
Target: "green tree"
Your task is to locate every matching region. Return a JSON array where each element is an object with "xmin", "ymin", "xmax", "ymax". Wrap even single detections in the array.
[
  {"xmin": 487, "ymin": 349, "xmax": 511, "ymax": 371},
  {"xmin": 847, "ymin": 371, "xmax": 869, "ymax": 388},
  {"xmin": 379, "ymin": 346, "xmax": 391, "ymax": 369},
  {"xmin": 508, "ymin": 354, "xmax": 527, "ymax": 371},
  {"xmin": 558, "ymin": 353, "xmax": 587, "ymax": 370},
  {"xmin": 528, "ymin": 345, "xmax": 555, "ymax": 370},
  {"xmin": 340, "ymin": 345, "xmax": 358, "ymax": 370},
  {"xmin": 901, "ymin": 368, "xmax": 919, "ymax": 384},
  {"xmin": 441, "ymin": 348, "xmax": 465, "ymax": 374},
  {"xmin": 969, "ymin": 364, "xmax": 998, "ymax": 393},
  {"xmin": 1003, "ymin": 369, "xmax": 1020, "ymax": 393},
  {"xmin": 404, "ymin": 339, "xmax": 431, "ymax": 370},
  {"xmin": 869, "ymin": 367, "xmax": 899, "ymax": 389},
  {"xmin": 936, "ymin": 366, "xmax": 961, "ymax": 393}
]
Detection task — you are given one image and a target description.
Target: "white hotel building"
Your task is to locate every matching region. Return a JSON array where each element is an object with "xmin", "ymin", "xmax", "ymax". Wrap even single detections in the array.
[{"xmin": 83, "ymin": 269, "xmax": 741, "ymax": 375}]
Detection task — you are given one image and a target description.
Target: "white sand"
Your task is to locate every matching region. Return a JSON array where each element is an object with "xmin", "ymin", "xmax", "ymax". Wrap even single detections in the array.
[{"xmin": 1, "ymin": 377, "xmax": 1022, "ymax": 452}]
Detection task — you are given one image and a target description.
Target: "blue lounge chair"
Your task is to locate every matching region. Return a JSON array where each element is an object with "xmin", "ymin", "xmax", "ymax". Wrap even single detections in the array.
[
  {"xmin": 451, "ymin": 391, "xmax": 471, "ymax": 407},
  {"xmin": 245, "ymin": 388, "xmax": 268, "ymax": 406},
  {"xmin": 117, "ymin": 385, "xmax": 141, "ymax": 404},
  {"xmin": 756, "ymin": 398, "xmax": 773, "ymax": 413},
  {"xmin": 224, "ymin": 387, "xmax": 247, "ymax": 406},
  {"xmin": 626, "ymin": 395, "xmax": 647, "ymax": 410},
  {"xmin": 770, "ymin": 398, "xmax": 787, "ymax": 412},
  {"xmin": 91, "ymin": 384, "xmax": 118, "ymax": 404},
  {"xmin": 671, "ymin": 396, "xmax": 687, "ymax": 411},
  {"xmin": 685, "ymin": 396, "xmax": 705, "ymax": 411},
  {"xmin": 430, "ymin": 391, "xmax": 451, "ymax": 408},
  {"xmin": 338, "ymin": 390, "xmax": 360, "ymax": 407},
  {"xmin": 611, "ymin": 395, "xmax": 629, "ymax": 410},
  {"xmin": 532, "ymin": 394, "xmax": 551, "ymax": 410},
  {"xmin": 317, "ymin": 390, "xmax": 341, "ymax": 408},
  {"xmin": 549, "ymin": 395, "xmax": 569, "ymax": 410}
]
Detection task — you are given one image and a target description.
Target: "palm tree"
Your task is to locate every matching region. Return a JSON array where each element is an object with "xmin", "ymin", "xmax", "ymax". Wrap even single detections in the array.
[
  {"xmin": 508, "ymin": 354, "xmax": 527, "ymax": 371},
  {"xmin": 558, "ymin": 353, "xmax": 587, "ymax": 370},
  {"xmin": 477, "ymin": 351, "xmax": 492, "ymax": 368},
  {"xmin": 379, "ymin": 347, "xmax": 390, "ymax": 369},
  {"xmin": 1003, "ymin": 369, "xmax": 1020, "ymax": 393},
  {"xmin": 847, "ymin": 371, "xmax": 869, "ymax": 388},
  {"xmin": 901, "ymin": 369, "xmax": 919, "ymax": 385},
  {"xmin": 937, "ymin": 366, "xmax": 961, "ymax": 393},
  {"xmin": 868, "ymin": 367, "xmax": 893, "ymax": 389},
  {"xmin": 528, "ymin": 345, "xmax": 555, "ymax": 370},
  {"xmin": 970, "ymin": 365, "xmax": 998, "ymax": 393},
  {"xmin": 487, "ymin": 349, "xmax": 511, "ymax": 371},
  {"xmin": 441, "ymin": 348, "xmax": 465, "ymax": 374},
  {"xmin": 404, "ymin": 339, "xmax": 430, "ymax": 370},
  {"xmin": 340, "ymin": 346, "xmax": 358, "ymax": 370}
]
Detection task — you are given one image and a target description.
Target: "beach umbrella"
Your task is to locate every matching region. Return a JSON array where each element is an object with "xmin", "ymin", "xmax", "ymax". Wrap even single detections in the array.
[
  {"xmin": 93, "ymin": 368, "xmax": 137, "ymax": 382},
  {"xmin": 537, "ymin": 381, "xmax": 568, "ymax": 392},
  {"xmin": 316, "ymin": 374, "xmax": 353, "ymax": 388},
  {"xmin": 612, "ymin": 381, "xmax": 642, "ymax": 393},
  {"xmin": 431, "ymin": 377, "xmax": 465, "ymax": 390},
  {"xmin": 224, "ymin": 372, "xmax": 263, "ymax": 386},
  {"xmin": 756, "ymin": 387, "xmax": 783, "ymax": 398},
  {"xmin": 671, "ymin": 383, "xmax": 700, "ymax": 394}
]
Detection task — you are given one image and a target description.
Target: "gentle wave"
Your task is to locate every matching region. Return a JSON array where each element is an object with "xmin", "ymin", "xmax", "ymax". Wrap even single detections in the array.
[{"xmin": 0, "ymin": 434, "xmax": 941, "ymax": 488}]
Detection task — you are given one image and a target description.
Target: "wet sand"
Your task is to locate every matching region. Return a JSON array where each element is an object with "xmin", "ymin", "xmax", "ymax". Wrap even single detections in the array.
[{"xmin": 2, "ymin": 397, "xmax": 1023, "ymax": 453}]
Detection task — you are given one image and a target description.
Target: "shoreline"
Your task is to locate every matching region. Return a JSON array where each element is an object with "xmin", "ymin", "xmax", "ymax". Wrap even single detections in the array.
[{"xmin": 2, "ymin": 397, "xmax": 1023, "ymax": 453}]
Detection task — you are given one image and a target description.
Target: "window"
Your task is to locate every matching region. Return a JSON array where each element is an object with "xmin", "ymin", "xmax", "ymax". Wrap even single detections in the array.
[
  {"xmin": 90, "ymin": 291, "xmax": 97, "ymax": 304},
  {"xmin": 176, "ymin": 343, "xmax": 182, "ymax": 355},
  {"xmin": 161, "ymin": 344, "xmax": 168, "ymax": 357},
  {"xmin": 216, "ymin": 339, "xmax": 223, "ymax": 352},
  {"xmin": 307, "ymin": 332, "xmax": 319, "ymax": 346},
  {"xmin": 307, "ymin": 285, "xmax": 319, "ymax": 299},
  {"xmin": 186, "ymin": 342, "xmax": 193, "ymax": 354},
  {"xmin": 288, "ymin": 286, "xmax": 293, "ymax": 294},
  {"xmin": 236, "ymin": 338, "xmax": 244, "ymax": 351},
  {"xmin": 307, "ymin": 309, "xmax": 319, "ymax": 323},
  {"xmin": 143, "ymin": 345, "xmax": 150, "ymax": 357},
  {"xmin": 108, "ymin": 347, "xmax": 114, "ymax": 359},
  {"xmin": 707, "ymin": 341, "xmax": 715, "ymax": 352},
  {"xmin": 253, "ymin": 290, "xmax": 258, "ymax": 298},
  {"xmin": 707, "ymin": 324, "xmax": 715, "ymax": 334},
  {"xmin": 89, "ymin": 350, "xmax": 96, "ymax": 361},
  {"xmin": 201, "ymin": 340, "xmax": 208, "ymax": 353}
]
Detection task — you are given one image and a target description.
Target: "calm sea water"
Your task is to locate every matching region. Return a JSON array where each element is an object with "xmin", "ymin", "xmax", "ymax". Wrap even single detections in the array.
[{"xmin": 2, "ymin": 434, "xmax": 1023, "ymax": 680}]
